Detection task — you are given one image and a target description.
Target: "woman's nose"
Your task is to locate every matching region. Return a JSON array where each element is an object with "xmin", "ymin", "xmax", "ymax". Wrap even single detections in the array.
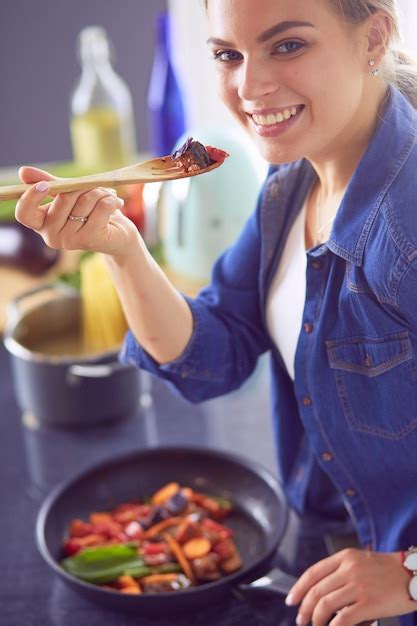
[{"xmin": 237, "ymin": 59, "xmax": 279, "ymax": 101}]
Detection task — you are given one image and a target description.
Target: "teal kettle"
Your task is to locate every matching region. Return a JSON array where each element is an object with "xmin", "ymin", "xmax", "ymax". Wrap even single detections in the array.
[{"xmin": 161, "ymin": 127, "xmax": 266, "ymax": 283}]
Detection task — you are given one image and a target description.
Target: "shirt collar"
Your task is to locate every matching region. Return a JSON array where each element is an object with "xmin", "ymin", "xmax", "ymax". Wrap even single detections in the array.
[{"xmin": 304, "ymin": 87, "xmax": 417, "ymax": 266}]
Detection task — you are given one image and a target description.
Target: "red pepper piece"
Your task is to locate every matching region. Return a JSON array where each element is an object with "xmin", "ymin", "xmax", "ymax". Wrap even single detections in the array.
[{"xmin": 205, "ymin": 146, "xmax": 229, "ymax": 163}]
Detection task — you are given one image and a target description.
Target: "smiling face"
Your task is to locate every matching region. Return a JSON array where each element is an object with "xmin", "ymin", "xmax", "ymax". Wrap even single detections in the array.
[{"xmin": 206, "ymin": 0, "xmax": 372, "ymax": 164}]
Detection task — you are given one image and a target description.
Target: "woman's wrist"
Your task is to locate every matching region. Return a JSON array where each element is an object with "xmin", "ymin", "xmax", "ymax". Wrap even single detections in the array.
[{"xmin": 105, "ymin": 229, "xmax": 151, "ymax": 271}]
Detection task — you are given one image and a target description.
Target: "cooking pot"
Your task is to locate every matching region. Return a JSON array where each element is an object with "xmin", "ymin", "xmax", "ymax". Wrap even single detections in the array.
[{"xmin": 3, "ymin": 284, "xmax": 141, "ymax": 428}]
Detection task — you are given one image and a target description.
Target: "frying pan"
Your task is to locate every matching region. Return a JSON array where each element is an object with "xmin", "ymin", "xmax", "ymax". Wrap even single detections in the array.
[{"xmin": 36, "ymin": 446, "xmax": 296, "ymax": 614}]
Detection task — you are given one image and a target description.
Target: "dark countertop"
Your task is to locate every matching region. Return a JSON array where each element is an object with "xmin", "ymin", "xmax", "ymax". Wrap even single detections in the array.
[{"xmin": 0, "ymin": 344, "xmax": 300, "ymax": 626}]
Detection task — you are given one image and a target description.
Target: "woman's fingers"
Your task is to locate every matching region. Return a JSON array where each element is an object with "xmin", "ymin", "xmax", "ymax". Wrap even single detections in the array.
[
  {"xmin": 287, "ymin": 551, "xmax": 342, "ymax": 607},
  {"xmin": 16, "ymin": 166, "xmax": 56, "ymax": 231},
  {"xmin": 76, "ymin": 194, "xmax": 124, "ymax": 235},
  {"xmin": 301, "ymin": 585, "xmax": 358, "ymax": 626},
  {"xmin": 295, "ymin": 572, "xmax": 347, "ymax": 626},
  {"xmin": 62, "ymin": 192, "xmax": 125, "ymax": 247},
  {"xmin": 15, "ymin": 182, "xmax": 52, "ymax": 231},
  {"xmin": 44, "ymin": 187, "xmax": 115, "ymax": 236},
  {"xmin": 18, "ymin": 165, "xmax": 56, "ymax": 184}
]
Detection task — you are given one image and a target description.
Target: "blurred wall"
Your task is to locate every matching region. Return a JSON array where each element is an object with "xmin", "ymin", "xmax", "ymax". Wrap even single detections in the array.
[{"xmin": 0, "ymin": 0, "xmax": 166, "ymax": 167}]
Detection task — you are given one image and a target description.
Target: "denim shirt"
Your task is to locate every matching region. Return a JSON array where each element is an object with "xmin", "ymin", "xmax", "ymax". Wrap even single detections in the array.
[{"xmin": 121, "ymin": 87, "xmax": 417, "ymax": 559}]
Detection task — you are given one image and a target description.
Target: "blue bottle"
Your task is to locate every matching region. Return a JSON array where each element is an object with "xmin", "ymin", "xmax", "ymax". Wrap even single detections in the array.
[{"xmin": 147, "ymin": 12, "xmax": 186, "ymax": 156}]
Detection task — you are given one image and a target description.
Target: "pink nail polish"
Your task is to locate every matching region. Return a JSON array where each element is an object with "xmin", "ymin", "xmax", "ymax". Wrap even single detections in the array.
[{"xmin": 35, "ymin": 181, "xmax": 49, "ymax": 192}]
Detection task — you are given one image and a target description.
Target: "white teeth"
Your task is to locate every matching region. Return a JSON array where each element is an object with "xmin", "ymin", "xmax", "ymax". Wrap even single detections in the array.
[{"xmin": 252, "ymin": 107, "xmax": 300, "ymax": 126}]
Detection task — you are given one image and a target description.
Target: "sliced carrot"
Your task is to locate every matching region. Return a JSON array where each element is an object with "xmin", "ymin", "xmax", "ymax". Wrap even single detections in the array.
[
  {"xmin": 63, "ymin": 530, "xmax": 109, "ymax": 555},
  {"xmin": 143, "ymin": 516, "xmax": 182, "ymax": 539},
  {"xmin": 151, "ymin": 482, "xmax": 180, "ymax": 506},
  {"xmin": 89, "ymin": 512, "xmax": 113, "ymax": 524},
  {"xmin": 180, "ymin": 487, "xmax": 194, "ymax": 500},
  {"xmin": 117, "ymin": 575, "xmax": 138, "ymax": 589},
  {"xmin": 190, "ymin": 492, "xmax": 224, "ymax": 517},
  {"xmin": 120, "ymin": 586, "xmax": 141, "ymax": 594},
  {"xmin": 113, "ymin": 506, "xmax": 142, "ymax": 524},
  {"xmin": 140, "ymin": 573, "xmax": 179, "ymax": 585},
  {"xmin": 175, "ymin": 518, "xmax": 197, "ymax": 544},
  {"xmin": 164, "ymin": 532, "xmax": 196, "ymax": 584},
  {"xmin": 182, "ymin": 537, "xmax": 212, "ymax": 560}
]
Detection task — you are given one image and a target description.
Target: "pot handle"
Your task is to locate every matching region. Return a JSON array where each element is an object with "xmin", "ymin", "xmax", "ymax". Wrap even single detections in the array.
[
  {"xmin": 236, "ymin": 566, "xmax": 297, "ymax": 599},
  {"xmin": 67, "ymin": 362, "xmax": 134, "ymax": 382},
  {"xmin": 6, "ymin": 282, "xmax": 78, "ymax": 328}
]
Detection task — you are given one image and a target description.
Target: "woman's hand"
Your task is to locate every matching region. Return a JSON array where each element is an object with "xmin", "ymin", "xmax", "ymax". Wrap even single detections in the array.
[
  {"xmin": 15, "ymin": 166, "xmax": 141, "ymax": 260},
  {"xmin": 286, "ymin": 548, "xmax": 416, "ymax": 626}
]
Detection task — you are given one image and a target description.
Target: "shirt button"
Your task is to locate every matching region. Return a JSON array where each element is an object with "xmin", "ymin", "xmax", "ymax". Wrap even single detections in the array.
[
  {"xmin": 345, "ymin": 488, "xmax": 357, "ymax": 497},
  {"xmin": 302, "ymin": 396, "xmax": 312, "ymax": 406},
  {"xmin": 312, "ymin": 260, "xmax": 322, "ymax": 270},
  {"xmin": 321, "ymin": 452, "xmax": 333, "ymax": 462},
  {"xmin": 304, "ymin": 323, "xmax": 314, "ymax": 334}
]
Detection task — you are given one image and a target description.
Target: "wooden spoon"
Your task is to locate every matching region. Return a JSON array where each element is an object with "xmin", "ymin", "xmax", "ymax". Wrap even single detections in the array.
[{"xmin": 0, "ymin": 156, "xmax": 224, "ymax": 201}]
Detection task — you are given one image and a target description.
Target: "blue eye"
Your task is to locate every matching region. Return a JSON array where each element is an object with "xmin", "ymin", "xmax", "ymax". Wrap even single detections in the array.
[
  {"xmin": 212, "ymin": 49, "xmax": 242, "ymax": 62},
  {"xmin": 275, "ymin": 41, "xmax": 305, "ymax": 54}
]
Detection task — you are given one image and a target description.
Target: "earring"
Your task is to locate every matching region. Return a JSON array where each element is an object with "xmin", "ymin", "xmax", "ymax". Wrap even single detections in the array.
[{"xmin": 368, "ymin": 59, "xmax": 380, "ymax": 77}]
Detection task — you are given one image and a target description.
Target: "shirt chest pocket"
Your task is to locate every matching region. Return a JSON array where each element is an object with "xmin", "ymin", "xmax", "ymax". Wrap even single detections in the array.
[{"xmin": 326, "ymin": 331, "xmax": 417, "ymax": 440}]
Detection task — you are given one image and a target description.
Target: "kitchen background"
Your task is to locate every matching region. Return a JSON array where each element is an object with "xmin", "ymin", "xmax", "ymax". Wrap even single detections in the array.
[{"xmin": 0, "ymin": 5, "xmax": 417, "ymax": 622}]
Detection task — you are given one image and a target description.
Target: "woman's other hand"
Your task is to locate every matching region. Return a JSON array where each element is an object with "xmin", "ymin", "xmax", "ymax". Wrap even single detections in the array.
[
  {"xmin": 15, "ymin": 166, "xmax": 140, "ymax": 261},
  {"xmin": 286, "ymin": 548, "xmax": 416, "ymax": 626}
]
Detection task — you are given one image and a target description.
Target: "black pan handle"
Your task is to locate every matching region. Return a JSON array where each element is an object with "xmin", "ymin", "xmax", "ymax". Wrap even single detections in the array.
[{"xmin": 237, "ymin": 566, "xmax": 297, "ymax": 599}]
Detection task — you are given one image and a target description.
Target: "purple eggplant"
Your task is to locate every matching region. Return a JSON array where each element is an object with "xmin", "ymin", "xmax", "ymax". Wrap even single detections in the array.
[
  {"xmin": 143, "ymin": 505, "xmax": 169, "ymax": 529},
  {"xmin": 172, "ymin": 136, "xmax": 194, "ymax": 159},
  {"xmin": 172, "ymin": 138, "xmax": 213, "ymax": 168},
  {"xmin": 164, "ymin": 491, "xmax": 188, "ymax": 516},
  {"xmin": 0, "ymin": 221, "xmax": 59, "ymax": 274}
]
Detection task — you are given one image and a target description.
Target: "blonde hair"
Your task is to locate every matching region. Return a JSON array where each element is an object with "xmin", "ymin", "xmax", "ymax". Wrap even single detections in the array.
[
  {"xmin": 329, "ymin": 0, "xmax": 417, "ymax": 107},
  {"xmin": 202, "ymin": 0, "xmax": 417, "ymax": 108}
]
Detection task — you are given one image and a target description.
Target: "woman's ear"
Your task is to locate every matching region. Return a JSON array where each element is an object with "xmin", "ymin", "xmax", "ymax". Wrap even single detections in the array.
[{"xmin": 366, "ymin": 12, "xmax": 393, "ymax": 62}]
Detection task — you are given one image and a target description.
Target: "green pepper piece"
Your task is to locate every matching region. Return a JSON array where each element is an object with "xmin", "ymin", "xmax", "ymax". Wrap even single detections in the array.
[
  {"xmin": 151, "ymin": 563, "xmax": 182, "ymax": 574},
  {"xmin": 205, "ymin": 495, "xmax": 233, "ymax": 510},
  {"xmin": 61, "ymin": 543, "xmax": 145, "ymax": 584},
  {"xmin": 122, "ymin": 565, "xmax": 152, "ymax": 579}
]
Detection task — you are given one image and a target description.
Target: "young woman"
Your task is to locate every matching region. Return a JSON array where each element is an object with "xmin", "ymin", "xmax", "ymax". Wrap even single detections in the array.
[{"xmin": 15, "ymin": 1, "xmax": 417, "ymax": 624}]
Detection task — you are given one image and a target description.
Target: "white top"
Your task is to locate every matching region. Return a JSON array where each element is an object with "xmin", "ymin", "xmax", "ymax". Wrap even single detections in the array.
[{"xmin": 266, "ymin": 205, "xmax": 307, "ymax": 380}]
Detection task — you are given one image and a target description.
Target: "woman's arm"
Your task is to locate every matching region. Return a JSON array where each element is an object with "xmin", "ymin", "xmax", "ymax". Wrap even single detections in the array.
[
  {"xmin": 104, "ymin": 243, "xmax": 193, "ymax": 364},
  {"xmin": 15, "ymin": 167, "xmax": 271, "ymax": 395},
  {"xmin": 15, "ymin": 166, "xmax": 193, "ymax": 364}
]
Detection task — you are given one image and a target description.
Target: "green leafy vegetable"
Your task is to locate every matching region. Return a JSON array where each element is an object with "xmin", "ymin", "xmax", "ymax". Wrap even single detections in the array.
[
  {"xmin": 61, "ymin": 542, "xmax": 146, "ymax": 584},
  {"xmin": 152, "ymin": 563, "xmax": 182, "ymax": 575},
  {"xmin": 206, "ymin": 495, "xmax": 233, "ymax": 511}
]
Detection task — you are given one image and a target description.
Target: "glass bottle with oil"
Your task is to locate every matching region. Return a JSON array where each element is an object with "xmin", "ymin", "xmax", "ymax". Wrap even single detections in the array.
[{"xmin": 70, "ymin": 26, "xmax": 137, "ymax": 172}]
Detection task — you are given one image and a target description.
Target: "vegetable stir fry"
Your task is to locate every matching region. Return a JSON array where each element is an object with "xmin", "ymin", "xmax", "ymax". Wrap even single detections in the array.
[
  {"xmin": 60, "ymin": 482, "xmax": 242, "ymax": 594},
  {"xmin": 165, "ymin": 137, "xmax": 229, "ymax": 173}
]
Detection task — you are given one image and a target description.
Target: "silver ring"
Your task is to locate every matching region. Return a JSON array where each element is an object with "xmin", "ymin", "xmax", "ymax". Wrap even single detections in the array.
[{"xmin": 68, "ymin": 214, "xmax": 88, "ymax": 223}]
